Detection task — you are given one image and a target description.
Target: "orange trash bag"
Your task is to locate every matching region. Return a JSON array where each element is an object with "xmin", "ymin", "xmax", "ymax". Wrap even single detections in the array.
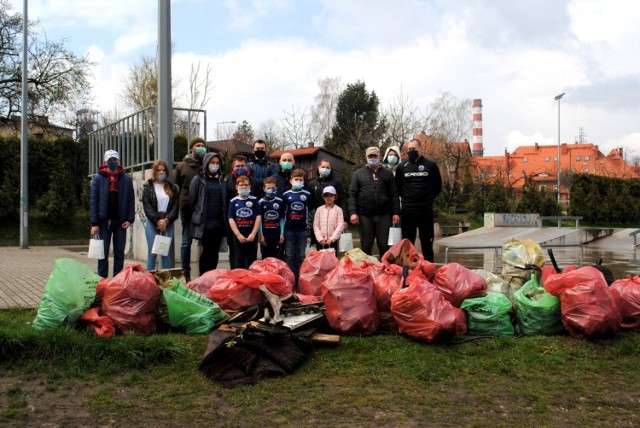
[
  {"xmin": 544, "ymin": 266, "xmax": 621, "ymax": 339},
  {"xmin": 610, "ymin": 275, "xmax": 640, "ymax": 331},
  {"xmin": 206, "ymin": 269, "xmax": 263, "ymax": 311},
  {"xmin": 432, "ymin": 263, "xmax": 487, "ymax": 308},
  {"xmin": 101, "ymin": 264, "xmax": 161, "ymax": 335},
  {"xmin": 80, "ymin": 307, "xmax": 115, "ymax": 338},
  {"xmin": 299, "ymin": 250, "xmax": 339, "ymax": 296},
  {"xmin": 249, "ymin": 257, "xmax": 296, "ymax": 290},
  {"xmin": 391, "ymin": 273, "xmax": 467, "ymax": 342},
  {"xmin": 322, "ymin": 258, "xmax": 379, "ymax": 335}
]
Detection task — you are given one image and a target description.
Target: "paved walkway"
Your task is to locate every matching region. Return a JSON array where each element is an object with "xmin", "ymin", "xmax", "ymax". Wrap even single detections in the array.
[{"xmin": 0, "ymin": 245, "xmax": 232, "ymax": 309}]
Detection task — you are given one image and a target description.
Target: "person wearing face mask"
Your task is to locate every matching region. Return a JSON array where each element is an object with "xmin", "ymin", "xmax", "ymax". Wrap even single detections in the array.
[
  {"xmin": 173, "ymin": 137, "xmax": 207, "ymax": 282},
  {"xmin": 258, "ymin": 176, "xmax": 285, "ymax": 259},
  {"xmin": 395, "ymin": 138, "xmax": 442, "ymax": 262},
  {"xmin": 142, "ymin": 160, "xmax": 180, "ymax": 270},
  {"xmin": 90, "ymin": 150, "xmax": 135, "ymax": 278},
  {"xmin": 307, "ymin": 159, "xmax": 348, "ymax": 248},
  {"xmin": 383, "ymin": 145, "xmax": 401, "ymax": 176},
  {"xmin": 348, "ymin": 146, "xmax": 401, "ymax": 257},
  {"xmin": 248, "ymin": 139, "xmax": 277, "ymax": 198},
  {"xmin": 188, "ymin": 152, "xmax": 228, "ymax": 274},
  {"xmin": 275, "ymin": 152, "xmax": 305, "ymax": 198}
]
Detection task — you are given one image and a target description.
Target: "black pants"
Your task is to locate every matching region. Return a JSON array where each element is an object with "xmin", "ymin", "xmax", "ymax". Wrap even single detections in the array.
[
  {"xmin": 261, "ymin": 238, "xmax": 283, "ymax": 260},
  {"xmin": 401, "ymin": 206, "xmax": 435, "ymax": 262},
  {"xmin": 358, "ymin": 214, "xmax": 392, "ymax": 256},
  {"xmin": 233, "ymin": 237, "xmax": 258, "ymax": 269},
  {"xmin": 200, "ymin": 226, "xmax": 225, "ymax": 275}
]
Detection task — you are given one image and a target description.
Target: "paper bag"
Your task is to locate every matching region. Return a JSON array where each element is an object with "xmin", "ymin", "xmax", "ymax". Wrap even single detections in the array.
[
  {"xmin": 339, "ymin": 232, "xmax": 353, "ymax": 252},
  {"xmin": 387, "ymin": 226, "xmax": 402, "ymax": 246},
  {"xmin": 152, "ymin": 233, "xmax": 172, "ymax": 256},
  {"xmin": 88, "ymin": 236, "xmax": 105, "ymax": 260}
]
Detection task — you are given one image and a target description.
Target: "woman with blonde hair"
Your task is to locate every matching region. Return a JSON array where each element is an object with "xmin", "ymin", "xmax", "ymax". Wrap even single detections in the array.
[{"xmin": 142, "ymin": 160, "xmax": 180, "ymax": 270}]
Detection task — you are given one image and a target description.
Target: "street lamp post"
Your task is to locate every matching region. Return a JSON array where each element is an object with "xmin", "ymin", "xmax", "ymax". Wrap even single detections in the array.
[
  {"xmin": 216, "ymin": 121, "xmax": 236, "ymax": 139},
  {"xmin": 554, "ymin": 93, "xmax": 565, "ymax": 204}
]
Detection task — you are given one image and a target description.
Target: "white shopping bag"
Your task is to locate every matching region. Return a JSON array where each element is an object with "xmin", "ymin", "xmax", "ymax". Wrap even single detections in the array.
[
  {"xmin": 152, "ymin": 233, "xmax": 172, "ymax": 256},
  {"xmin": 338, "ymin": 232, "xmax": 353, "ymax": 252},
  {"xmin": 387, "ymin": 226, "xmax": 402, "ymax": 246},
  {"xmin": 88, "ymin": 236, "xmax": 105, "ymax": 260}
]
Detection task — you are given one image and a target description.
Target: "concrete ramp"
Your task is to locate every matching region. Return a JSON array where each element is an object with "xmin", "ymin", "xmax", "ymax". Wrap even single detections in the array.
[
  {"xmin": 585, "ymin": 228, "xmax": 640, "ymax": 251},
  {"xmin": 435, "ymin": 226, "xmax": 616, "ymax": 249}
]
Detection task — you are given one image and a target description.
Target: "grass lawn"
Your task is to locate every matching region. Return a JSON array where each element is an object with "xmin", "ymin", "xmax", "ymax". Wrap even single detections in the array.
[{"xmin": 2, "ymin": 308, "xmax": 639, "ymax": 426}]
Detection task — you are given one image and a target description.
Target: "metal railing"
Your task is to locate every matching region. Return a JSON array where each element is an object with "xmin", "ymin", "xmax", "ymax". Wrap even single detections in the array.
[
  {"xmin": 630, "ymin": 230, "xmax": 640, "ymax": 247},
  {"xmin": 537, "ymin": 216, "xmax": 583, "ymax": 228},
  {"xmin": 88, "ymin": 107, "xmax": 207, "ymax": 175},
  {"xmin": 443, "ymin": 243, "xmax": 584, "ymax": 267}
]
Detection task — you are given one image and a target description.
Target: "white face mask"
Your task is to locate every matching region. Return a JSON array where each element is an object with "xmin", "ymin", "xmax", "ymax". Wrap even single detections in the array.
[
  {"xmin": 208, "ymin": 164, "xmax": 220, "ymax": 174},
  {"xmin": 319, "ymin": 167, "xmax": 331, "ymax": 177}
]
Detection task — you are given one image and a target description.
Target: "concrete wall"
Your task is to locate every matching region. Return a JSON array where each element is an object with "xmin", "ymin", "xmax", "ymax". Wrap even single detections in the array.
[{"xmin": 484, "ymin": 212, "xmax": 540, "ymax": 227}]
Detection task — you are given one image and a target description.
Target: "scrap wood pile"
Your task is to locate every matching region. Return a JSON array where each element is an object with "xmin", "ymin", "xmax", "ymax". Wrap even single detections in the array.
[{"xmin": 32, "ymin": 238, "xmax": 640, "ymax": 387}]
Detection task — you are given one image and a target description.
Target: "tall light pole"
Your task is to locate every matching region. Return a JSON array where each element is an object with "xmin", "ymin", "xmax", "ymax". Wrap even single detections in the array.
[
  {"xmin": 555, "ymin": 92, "xmax": 565, "ymax": 204},
  {"xmin": 216, "ymin": 121, "xmax": 236, "ymax": 139}
]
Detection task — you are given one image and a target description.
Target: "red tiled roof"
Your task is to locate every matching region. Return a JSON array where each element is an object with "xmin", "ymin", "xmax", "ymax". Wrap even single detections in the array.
[{"xmin": 269, "ymin": 147, "xmax": 322, "ymax": 158}]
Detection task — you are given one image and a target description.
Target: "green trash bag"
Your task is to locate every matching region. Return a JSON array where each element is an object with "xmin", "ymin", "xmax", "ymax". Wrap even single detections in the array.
[
  {"xmin": 514, "ymin": 275, "xmax": 564, "ymax": 336},
  {"xmin": 163, "ymin": 278, "xmax": 228, "ymax": 334},
  {"xmin": 33, "ymin": 258, "xmax": 100, "ymax": 330},
  {"xmin": 460, "ymin": 292, "xmax": 515, "ymax": 336}
]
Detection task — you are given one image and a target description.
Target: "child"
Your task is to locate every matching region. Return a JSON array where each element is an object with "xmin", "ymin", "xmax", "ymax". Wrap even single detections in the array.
[
  {"xmin": 258, "ymin": 176, "xmax": 285, "ymax": 259},
  {"xmin": 283, "ymin": 169, "xmax": 315, "ymax": 284},
  {"xmin": 227, "ymin": 175, "xmax": 262, "ymax": 269},
  {"xmin": 313, "ymin": 186, "xmax": 345, "ymax": 252}
]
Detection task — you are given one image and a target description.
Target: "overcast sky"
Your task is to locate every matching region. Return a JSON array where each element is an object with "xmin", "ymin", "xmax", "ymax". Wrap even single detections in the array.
[{"xmin": 9, "ymin": 0, "xmax": 640, "ymax": 156}]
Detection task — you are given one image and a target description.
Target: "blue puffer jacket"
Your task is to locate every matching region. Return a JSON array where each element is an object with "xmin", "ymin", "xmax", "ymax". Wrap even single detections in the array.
[{"xmin": 90, "ymin": 166, "xmax": 136, "ymax": 226}]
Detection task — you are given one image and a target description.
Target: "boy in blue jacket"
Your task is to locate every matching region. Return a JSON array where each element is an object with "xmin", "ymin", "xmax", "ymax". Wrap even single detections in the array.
[
  {"xmin": 228, "ymin": 175, "xmax": 262, "ymax": 269},
  {"xmin": 283, "ymin": 169, "xmax": 315, "ymax": 285},
  {"xmin": 258, "ymin": 176, "xmax": 285, "ymax": 259}
]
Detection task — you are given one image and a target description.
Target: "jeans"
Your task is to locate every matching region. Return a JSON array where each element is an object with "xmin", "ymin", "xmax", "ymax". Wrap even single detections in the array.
[
  {"xmin": 180, "ymin": 214, "xmax": 192, "ymax": 272},
  {"xmin": 145, "ymin": 220, "xmax": 175, "ymax": 271},
  {"xmin": 285, "ymin": 229, "xmax": 307, "ymax": 283},
  {"xmin": 97, "ymin": 220, "xmax": 126, "ymax": 278},
  {"xmin": 401, "ymin": 206, "xmax": 435, "ymax": 262},
  {"xmin": 358, "ymin": 214, "xmax": 392, "ymax": 256}
]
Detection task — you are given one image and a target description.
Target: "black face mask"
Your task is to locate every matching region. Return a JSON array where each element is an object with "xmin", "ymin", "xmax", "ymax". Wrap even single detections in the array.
[
  {"xmin": 254, "ymin": 150, "xmax": 266, "ymax": 159},
  {"xmin": 407, "ymin": 149, "xmax": 420, "ymax": 162}
]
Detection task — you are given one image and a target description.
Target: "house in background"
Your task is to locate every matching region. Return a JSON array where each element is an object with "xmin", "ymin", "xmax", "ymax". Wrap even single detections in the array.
[
  {"xmin": 0, "ymin": 115, "xmax": 75, "ymax": 140},
  {"xmin": 269, "ymin": 147, "xmax": 356, "ymax": 181}
]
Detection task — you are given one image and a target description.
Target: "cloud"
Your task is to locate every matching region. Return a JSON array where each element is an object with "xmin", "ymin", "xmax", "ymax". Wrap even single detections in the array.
[{"xmin": 567, "ymin": 75, "xmax": 640, "ymax": 110}]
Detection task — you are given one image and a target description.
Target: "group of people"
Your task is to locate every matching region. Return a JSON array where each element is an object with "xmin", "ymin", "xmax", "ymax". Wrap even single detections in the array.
[{"xmin": 89, "ymin": 137, "xmax": 441, "ymax": 284}]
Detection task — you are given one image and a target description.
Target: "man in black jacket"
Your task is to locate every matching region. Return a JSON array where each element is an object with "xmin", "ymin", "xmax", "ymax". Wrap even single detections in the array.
[
  {"xmin": 348, "ymin": 146, "xmax": 401, "ymax": 256},
  {"xmin": 395, "ymin": 138, "xmax": 442, "ymax": 262}
]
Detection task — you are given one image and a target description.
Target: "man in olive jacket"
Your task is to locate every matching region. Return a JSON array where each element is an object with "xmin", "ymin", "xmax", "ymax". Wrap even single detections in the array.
[{"xmin": 348, "ymin": 146, "xmax": 401, "ymax": 256}]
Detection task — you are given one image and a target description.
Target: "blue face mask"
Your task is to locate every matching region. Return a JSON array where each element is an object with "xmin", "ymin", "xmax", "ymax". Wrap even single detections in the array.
[
  {"xmin": 238, "ymin": 189, "xmax": 251, "ymax": 197},
  {"xmin": 367, "ymin": 158, "xmax": 379, "ymax": 167},
  {"xmin": 387, "ymin": 155, "xmax": 398, "ymax": 165},
  {"xmin": 291, "ymin": 182, "xmax": 304, "ymax": 191},
  {"xmin": 107, "ymin": 161, "xmax": 119, "ymax": 171},
  {"xmin": 235, "ymin": 167, "xmax": 247, "ymax": 176},
  {"xmin": 157, "ymin": 174, "xmax": 166, "ymax": 181},
  {"xmin": 265, "ymin": 189, "xmax": 277, "ymax": 198},
  {"xmin": 318, "ymin": 167, "xmax": 331, "ymax": 177},
  {"xmin": 194, "ymin": 147, "xmax": 206, "ymax": 156},
  {"xmin": 281, "ymin": 161, "xmax": 293, "ymax": 171}
]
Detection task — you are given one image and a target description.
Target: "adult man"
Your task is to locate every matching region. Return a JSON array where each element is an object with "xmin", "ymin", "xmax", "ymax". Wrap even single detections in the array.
[
  {"xmin": 348, "ymin": 146, "xmax": 400, "ymax": 257},
  {"xmin": 90, "ymin": 150, "xmax": 135, "ymax": 278},
  {"xmin": 248, "ymin": 139, "xmax": 277, "ymax": 198},
  {"xmin": 395, "ymin": 138, "xmax": 442, "ymax": 262},
  {"xmin": 274, "ymin": 152, "xmax": 298, "ymax": 198},
  {"xmin": 174, "ymin": 136, "xmax": 207, "ymax": 281}
]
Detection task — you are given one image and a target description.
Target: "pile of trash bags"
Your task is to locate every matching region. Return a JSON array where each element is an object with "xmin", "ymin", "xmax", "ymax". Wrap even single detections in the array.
[{"xmin": 33, "ymin": 237, "xmax": 640, "ymax": 342}]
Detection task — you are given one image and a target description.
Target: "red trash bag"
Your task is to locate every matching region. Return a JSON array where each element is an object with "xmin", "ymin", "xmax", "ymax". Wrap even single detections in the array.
[
  {"xmin": 417, "ymin": 260, "xmax": 438, "ymax": 282},
  {"xmin": 391, "ymin": 274, "xmax": 467, "ymax": 342},
  {"xmin": 250, "ymin": 257, "xmax": 296, "ymax": 290},
  {"xmin": 92, "ymin": 277, "xmax": 109, "ymax": 309},
  {"xmin": 321, "ymin": 258, "xmax": 379, "ymax": 335},
  {"xmin": 207, "ymin": 269, "xmax": 263, "ymax": 311},
  {"xmin": 382, "ymin": 239, "xmax": 423, "ymax": 270},
  {"xmin": 299, "ymin": 250, "xmax": 340, "ymax": 296},
  {"xmin": 545, "ymin": 266, "xmax": 621, "ymax": 339},
  {"xmin": 230, "ymin": 269, "xmax": 293, "ymax": 296},
  {"xmin": 610, "ymin": 275, "xmax": 640, "ymax": 331},
  {"xmin": 432, "ymin": 263, "xmax": 487, "ymax": 307},
  {"xmin": 102, "ymin": 264, "xmax": 160, "ymax": 335},
  {"xmin": 359, "ymin": 260, "xmax": 386, "ymax": 283},
  {"xmin": 374, "ymin": 264, "xmax": 404, "ymax": 334},
  {"xmin": 188, "ymin": 269, "xmax": 231, "ymax": 296},
  {"xmin": 80, "ymin": 307, "xmax": 115, "ymax": 338}
]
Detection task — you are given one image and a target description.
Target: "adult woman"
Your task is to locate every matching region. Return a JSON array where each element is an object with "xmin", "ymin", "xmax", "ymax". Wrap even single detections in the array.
[
  {"xmin": 188, "ymin": 152, "xmax": 228, "ymax": 275},
  {"xmin": 142, "ymin": 160, "xmax": 180, "ymax": 270}
]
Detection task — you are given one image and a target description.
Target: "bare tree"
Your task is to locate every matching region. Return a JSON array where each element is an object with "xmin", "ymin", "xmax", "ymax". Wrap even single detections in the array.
[
  {"xmin": 310, "ymin": 77, "xmax": 342, "ymax": 145},
  {"xmin": 383, "ymin": 87, "xmax": 427, "ymax": 151},
  {"xmin": 280, "ymin": 105, "xmax": 313, "ymax": 149},
  {"xmin": 120, "ymin": 54, "xmax": 180, "ymax": 111},
  {"xmin": 256, "ymin": 118, "xmax": 283, "ymax": 151}
]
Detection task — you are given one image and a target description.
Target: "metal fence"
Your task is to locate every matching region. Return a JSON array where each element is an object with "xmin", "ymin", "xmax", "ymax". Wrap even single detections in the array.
[{"xmin": 88, "ymin": 107, "xmax": 207, "ymax": 175}]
